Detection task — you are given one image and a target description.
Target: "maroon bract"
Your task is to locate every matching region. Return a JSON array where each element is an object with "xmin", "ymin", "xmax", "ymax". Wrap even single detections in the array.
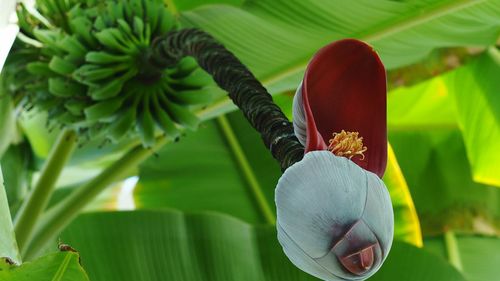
[{"xmin": 293, "ymin": 39, "xmax": 387, "ymax": 177}]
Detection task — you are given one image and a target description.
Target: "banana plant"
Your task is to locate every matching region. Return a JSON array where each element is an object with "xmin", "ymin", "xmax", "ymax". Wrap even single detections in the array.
[{"xmin": 1, "ymin": 0, "xmax": 499, "ymax": 280}]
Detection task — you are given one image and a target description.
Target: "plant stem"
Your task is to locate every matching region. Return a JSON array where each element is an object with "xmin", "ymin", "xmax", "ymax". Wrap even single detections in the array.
[
  {"xmin": 151, "ymin": 28, "xmax": 304, "ymax": 171},
  {"xmin": 24, "ymin": 137, "xmax": 168, "ymax": 260},
  {"xmin": 444, "ymin": 230, "xmax": 463, "ymax": 272},
  {"xmin": 14, "ymin": 128, "xmax": 77, "ymax": 254},
  {"xmin": 217, "ymin": 116, "xmax": 276, "ymax": 224}
]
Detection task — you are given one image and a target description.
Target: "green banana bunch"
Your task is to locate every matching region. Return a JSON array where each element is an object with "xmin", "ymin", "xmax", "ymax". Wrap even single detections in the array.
[{"xmin": 7, "ymin": 0, "xmax": 215, "ymax": 147}]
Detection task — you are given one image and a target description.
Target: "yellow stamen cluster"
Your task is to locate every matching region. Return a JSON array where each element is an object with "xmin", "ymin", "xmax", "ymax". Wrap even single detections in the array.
[{"xmin": 328, "ymin": 130, "xmax": 367, "ymax": 160}]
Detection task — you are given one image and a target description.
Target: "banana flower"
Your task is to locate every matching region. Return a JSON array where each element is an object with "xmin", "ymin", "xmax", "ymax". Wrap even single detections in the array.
[{"xmin": 276, "ymin": 39, "xmax": 393, "ymax": 281}]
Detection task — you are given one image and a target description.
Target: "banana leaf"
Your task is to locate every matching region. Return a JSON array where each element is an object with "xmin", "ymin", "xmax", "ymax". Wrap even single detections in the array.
[{"xmin": 60, "ymin": 210, "xmax": 465, "ymax": 281}]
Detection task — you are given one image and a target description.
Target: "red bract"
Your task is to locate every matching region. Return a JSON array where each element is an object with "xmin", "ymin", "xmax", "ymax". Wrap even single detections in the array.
[{"xmin": 300, "ymin": 39, "xmax": 387, "ymax": 177}]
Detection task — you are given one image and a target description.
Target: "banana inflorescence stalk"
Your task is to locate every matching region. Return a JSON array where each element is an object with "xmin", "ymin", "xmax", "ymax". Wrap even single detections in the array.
[{"xmin": 151, "ymin": 28, "xmax": 305, "ymax": 171}]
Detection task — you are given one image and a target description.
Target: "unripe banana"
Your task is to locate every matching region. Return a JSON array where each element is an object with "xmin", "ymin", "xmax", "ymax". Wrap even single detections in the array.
[
  {"xmin": 136, "ymin": 96, "xmax": 156, "ymax": 147},
  {"xmin": 171, "ymin": 69, "xmax": 214, "ymax": 90},
  {"xmin": 33, "ymin": 29, "xmax": 65, "ymax": 53},
  {"xmin": 48, "ymin": 56, "xmax": 77, "ymax": 75},
  {"xmin": 151, "ymin": 94, "xmax": 179, "ymax": 138},
  {"xmin": 88, "ymin": 69, "xmax": 137, "ymax": 99},
  {"xmin": 86, "ymin": 52, "xmax": 131, "ymax": 64},
  {"xmin": 73, "ymin": 65, "xmax": 120, "ymax": 84},
  {"xmin": 168, "ymin": 87, "xmax": 214, "ymax": 105},
  {"xmin": 48, "ymin": 77, "xmax": 86, "ymax": 97},
  {"xmin": 159, "ymin": 94, "xmax": 199, "ymax": 130},
  {"xmin": 65, "ymin": 100, "xmax": 89, "ymax": 116},
  {"xmin": 94, "ymin": 28, "xmax": 134, "ymax": 54},
  {"xmin": 69, "ymin": 16, "xmax": 98, "ymax": 48},
  {"xmin": 108, "ymin": 107, "xmax": 136, "ymax": 143},
  {"xmin": 84, "ymin": 97, "xmax": 124, "ymax": 122},
  {"xmin": 169, "ymin": 57, "xmax": 198, "ymax": 79},
  {"xmin": 26, "ymin": 62, "xmax": 55, "ymax": 76},
  {"xmin": 107, "ymin": 2, "xmax": 125, "ymax": 23},
  {"xmin": 57, "ymin": 35, "xmax": 87, "ymax": 57},
  {"xmin": 57, "ymin": 112, "xmax": 82, "ymax": 125},
  {"xmin": 116, "ymin": 19, "xmax": 140, "ymax": 45},
  {"xmin": 93, "ymin": 16, "xmax": 107, "ymax": 31},
  {"xmin": 88, "ymin": 79, "xmax": 125, "ymax": 100},
  {"xmin": 133, "ymin": 16, "xmax": 145, "ymax": 43}
]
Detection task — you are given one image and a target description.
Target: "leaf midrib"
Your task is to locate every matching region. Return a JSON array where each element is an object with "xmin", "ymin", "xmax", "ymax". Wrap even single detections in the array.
[{"xmin": 195, "ymin": 0, "xmax": 489, "ymax": 120}]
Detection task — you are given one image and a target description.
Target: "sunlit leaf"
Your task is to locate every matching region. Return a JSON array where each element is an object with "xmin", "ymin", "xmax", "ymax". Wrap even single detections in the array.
[
  {"xmin": 388, "ymin": 50, "xmax": 500, "ymax": 187},
  {"xmin": 387, "ymin": 76, "xmax": 457, "ymax": 130},
  {"xmin": 447, "ymin": 48, "xmax": 500, "ymax": 186}
]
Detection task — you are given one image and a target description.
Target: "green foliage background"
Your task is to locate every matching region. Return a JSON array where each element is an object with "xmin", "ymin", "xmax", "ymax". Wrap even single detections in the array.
[{"xmin": 1, "ymin": 0, "xmax": 500, "ymax": 280}]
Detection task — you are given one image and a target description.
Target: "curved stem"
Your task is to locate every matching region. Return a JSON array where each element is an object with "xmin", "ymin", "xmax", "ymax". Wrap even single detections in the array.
[
  {"xmin": 151, "ymin": 28, "xmax": 304, "ymax": 171},
  {"xmin": 14, "ymin": 128, "xmax": 77, "ymax": 253},
  {"xmin": 24, "ymin": 137, "xmax": 168, "ymax": 260}
]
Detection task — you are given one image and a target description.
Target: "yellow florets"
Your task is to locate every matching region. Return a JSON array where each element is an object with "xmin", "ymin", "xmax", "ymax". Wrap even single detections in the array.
[{"xmin": 328, "ymin": 130, "xmax": 367, "ymax": 160}]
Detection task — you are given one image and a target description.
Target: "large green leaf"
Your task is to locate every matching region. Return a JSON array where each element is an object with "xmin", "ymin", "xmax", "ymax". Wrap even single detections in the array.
[
  {"xmin": 447, "ymin": 48, "xmax": 500, "ymax": 186},
  {"xmin": 180, "ymin": 0, "xmax": 500, "ymax": 118},
  {"xmin": 0, "ymin": 252, "xmax": 89, "ymax": 281},
  {"xmin": 0, "ymin": 165, "xmax": 21, "ymax": 264},
  {"xmin": 425, "ymin": 234, "xmax": 500, "ymax": 281},
  {"xmin": 387, "ymin": 75, "xmax": 457, "ymax": 130},
  {"xmin": 390, "ymin": 130, "xmax": 500, "ymax": 235},
  {"xmin": 387, "ymin": 50, "xmax": 500, "ymax": 187},
  {"xmin": 60, "ymin": 210, "xmax": 466, "ymax": 281}
]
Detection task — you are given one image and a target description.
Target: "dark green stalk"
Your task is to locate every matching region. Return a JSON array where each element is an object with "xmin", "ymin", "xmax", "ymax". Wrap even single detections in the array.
[{"xmin": 151, "ymin": 28, "xmax": 304, "ymax": 171}]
